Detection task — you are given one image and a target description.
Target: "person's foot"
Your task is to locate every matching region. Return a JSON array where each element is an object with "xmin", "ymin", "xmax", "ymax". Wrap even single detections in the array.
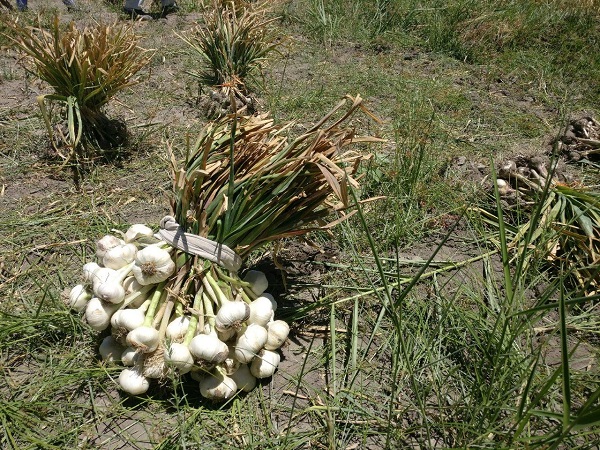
[
  {"xmin": 161, "ymin": 3, "xmax": 179, "ymax": 17},
  {"xmin": 123, "ymin": 7, "xmax": 152, "ymax": 20}
]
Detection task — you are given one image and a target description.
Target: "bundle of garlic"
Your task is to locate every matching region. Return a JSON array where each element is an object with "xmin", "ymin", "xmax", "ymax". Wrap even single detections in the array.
[{"xmin": 67, "ymin": 95, "xmax": 378, "ymax": 400}]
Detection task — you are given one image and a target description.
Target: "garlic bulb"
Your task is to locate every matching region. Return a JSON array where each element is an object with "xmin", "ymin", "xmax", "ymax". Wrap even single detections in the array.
[
  {"xmin": 199, "ymin": 372, "xmax": 237, "ymax": 401},
  {"xmin": 127, "ymin": 326, "xmax": 160, "ymax": 353},
  {"xmin": 132, "ymin": 246, "xmax": 175, "ymax": 286},
  {"xmin": 234, "ymin": 324, "xmax": 268, "ymax": 363},
  {"xmin": 96, "ymin": 234, "xmax": 122, "ymax": 260},
  {"xmin": 250, "ymin": 349, "xmax": 281, "ymax": 379},
  {"xmin": 124, "ymin": 224, "xmax": 154, "ymax": 243},
  {"xmin": 216, "ymin": 326, "xmax": 236, "ymax": 343},
  {"xmin": 189, "ymin": 332, "xmax": 229, "ymax": 364},
  {"xmin": 261, "ymin": 292, "xmax": 278, "ymax": 312},
  {"xmin": 121, "ymin": 346, "xmax": 141, "ymax": 366},
  {"xmin": 85, "ymin": 298, "xmax": 120, "ymax": 331},
  {"xmin": 265, "ymin": 320, "xmax": 290, "ymax": 350},
  {"xmin": 103, "ymin": 243, "xmax": 137, "ymax": 270},
  {"xmin": 230, "ymin": 364, "xmax": 257, "ymax": 392},
  {"xmin": 93, "ymin": 263, "xmax": 133, "ymax": 304},
  {"xmin": 99, "ymin": 336, "xmax": 124, "ymax": 364},
  {"xmin": 215, "ymin": 301, "xmax": 250, "ymax": 332},
  {"xmin": 244, "ymin": 270, "xmax": 268, "ymax": 297},
  {"xmin": 82, "ymin": 262, "xmax": 100, "ymax": 284},
  {"xmin": 164, "ymin": 343, "xmax": 194, "ymax": 374},
  {"xmin": 166, "ymin": 316, "xmax": 191, "ymax": 340},
  {"xmin": 68, "ymin": 284, "xmax": 92, "ymax": 312},
  {"xmin": 118, "ymin": 366, "xmax": 150, "ymax": 395},
  {"xmin": 113, "ymin": 308, "xmax": 146, "ymax": 331},
  {"xmin": 248, "ymin": 296, "xmax": 274, "ymax": 327}
]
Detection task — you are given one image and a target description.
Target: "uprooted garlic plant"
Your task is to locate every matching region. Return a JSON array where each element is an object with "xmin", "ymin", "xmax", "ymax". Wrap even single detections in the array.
[
  {"xmin": 474, "ymin": 153, "xmax": 600, "ymax": 296},
  {"xmin": 65, "ymin": 95, "xmax": 381, "ymax": 400}
]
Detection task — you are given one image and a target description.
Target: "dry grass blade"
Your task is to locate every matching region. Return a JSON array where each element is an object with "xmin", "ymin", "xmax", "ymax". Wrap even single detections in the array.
[{"xmin": 171, "ymin": 95, "xmax": 379, "ymax": 258}]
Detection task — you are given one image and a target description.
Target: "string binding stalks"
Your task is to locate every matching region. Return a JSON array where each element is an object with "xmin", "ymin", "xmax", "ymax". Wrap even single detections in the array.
[{"xmin": 65, "ymin": 95, "xmax": 383, "ymax": 400}]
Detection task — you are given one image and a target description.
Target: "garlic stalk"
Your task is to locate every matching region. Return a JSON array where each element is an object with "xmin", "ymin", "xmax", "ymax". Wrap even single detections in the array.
[{"xmin": 165, "ymin": 288, "xmax": 202, "ymax": 373}]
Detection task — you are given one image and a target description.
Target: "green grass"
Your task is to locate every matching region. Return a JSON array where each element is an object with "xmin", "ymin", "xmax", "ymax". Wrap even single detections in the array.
[{"xmin": 1, "ymin": 0, "xmax": 599, "ymax": 448}]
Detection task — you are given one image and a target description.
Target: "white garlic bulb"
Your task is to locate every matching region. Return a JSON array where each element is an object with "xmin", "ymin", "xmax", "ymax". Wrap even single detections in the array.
[
  {"xmin": 199, "ymin": 372, "xmax": 237, "ymax": 401},
  {"xmin": 113, "ymin": 308, "xmax": 146, "ymax": 331},
  {"xmin": 124, "ymin": 224, "xmax": 154, "ymax": 243},
  {"xmin": 99, "ymin": 336, "xmax": 124, "ymax": 364},
  {"xmin": 216, "ymin": 326, "xmax": 237, "ymax": 343},
  {"xmin": 121, "ymin": 346, "xmax": 141, "ymax": 366},
  {"xmin": 164, "ymin": 342, "xmax": 194, "ymax": 374},
  {"xmin": 132, "ymin": 246, "xmax": 176, "ymax": 286},
  {"xmin": 265, "ymin": 320, "xmax": 290, "ymax": 350},
  {"xmin": 230, "ymin": 364, "xmax": 257, "ymax": 392},
  {"xmin": 126, "ymin": 326, "xmax": 160, "ymax": 353},
  {"xmin": 82, "ymin": 262, "xmax": 100, "ymax": 284},
  {"xmin": 189, "ymin": 332, "xmax": 229, "ymax": 364},
  {"xmin": 95, "ymin": 282, "xmax": 126, "ymax": 305},
  {"xmin": 248, "ymin": 296, "xmax": 274, "ymax": 327},
  {"xmin": 68, "ymin": 284, "xmax": 92, "ymax": 312},
  {"xmin": 118, "ymin": 366, "xmax": 150, "ymax": 395},
  {"xmin": 96, "ymin": 234, "xmax": 122, "ymax": 260},
  {"xmin": 243, "ymin": 270, "xmax": 268, "ymax": 297},
  {"xmin": 103, "ymin": 243, "xmax": 137, "ymax": 270},
  {"xmin": 215, "ymin": 301, "xmax": 250, "ymax": 332},
  {"xmin": 261, "ymin": 292, "xmax": 278, "ymax": 312},
  {"xmin": 91, "ymin": 267, "xmax": 116, "ymax": 291},
  {"xmin": 234, "ymin": 323, "xmax": 268, "ymax": 364},
  {"xmin": 166, "ymin": 316, "xmax": 191, "ymax": 340},
  {"xmin": 250, "ymin": 349, "xmax": 281, "ymax": 379},
  {"xmin": 85, "ymin": 298, "xmax": 120, "ymax": 331}
]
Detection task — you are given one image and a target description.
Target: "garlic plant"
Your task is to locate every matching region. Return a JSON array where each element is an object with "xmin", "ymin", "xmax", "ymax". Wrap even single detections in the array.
[{"xmin": 65, "ymin": 96, "xmax": 376, "ymax": 401}]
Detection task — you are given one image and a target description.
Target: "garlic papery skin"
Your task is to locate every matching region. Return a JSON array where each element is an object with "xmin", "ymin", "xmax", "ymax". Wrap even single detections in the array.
[
  {"xmin": 99, "ymin": 336, "xmax": 125, "ymax": 364},
  {"xmin": 166, "ymin": 316, "xmax": 191, "ymax": 340},
  {"xmin": 82, "ymin": 262, "xmax": 100, "ymax": 285},
  {"xmin": 234, "ymin": 324, "xmax": 268, "ymax": 364},
  {"xmin": 68, "ymin": 284, "xmax": 92, "ymax": 312},
  {"xmin": 250, "ymin": 349, "xmax": 281, "ymax": 379},
  {"xmin": 132, "ymin": 246, "xmax": 175, "ymax": 286},
  {"xmin": 126, "ymin": 326, "xmax": 160, "ymax": 353},
  {"xmin": 216, "ymin": 327, "xmax": 236, "ymax": 343},
  {"xmin": 215, "ymin": 301, "xmax": 250, "ymax": 332},
  {"xmin": 121, "ymin": 346, "xmax": 141, "ymax": 366},
  {"xmin": 248, "ymin": 296, "xmax": 274, "ymax": 327},
  {"xmin": 189, "ymin": 332, "xmax": 229, "ymax": 364},
  {"xmin": 85, "ymin": 298, "xmax": 120, "ymax": 331},
  {"xmin": 118, "ymin": 366, "xmax": 150, "ymax": 395},
  {"xmin": 230, "ymin": 364, "xmax": 257, "ymax": 392},
  {"xmin": 164, "ymin": 343, "xmax": 194, "ymax": 374},
  {"xmin": 114, "ymin": 308, "xmax": 146, "ymax": 331},
  {"xmin": 124, "ymin": 224, "xmax": 154, "ymax": 243},
  {"xmin": 243, "ymin": 270, "xmax": 268, "ymax": 297},
  {"xmin": 96, "ymin": 234, "xmax": 123, "ymax": 260},
  {"xmin": 103, "ymin": 243, "xmax": 137, "ymax": 270},
  {"xmin": 199, "ymin": 371, "xmax": 237, "ymax": 401},
  {"xmin": 265, "ymin": 320, "xmax": 290, "ymax": 351}
]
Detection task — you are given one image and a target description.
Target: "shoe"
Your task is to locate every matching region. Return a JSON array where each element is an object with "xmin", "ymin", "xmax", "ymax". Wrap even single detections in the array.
[
  {"xmin": 161, "ymin": 3, "xmax": 179, "ymax": 17},
  {"xmin": 123, "ymin": 7, "xmax": 152, "ymax": 20}
]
